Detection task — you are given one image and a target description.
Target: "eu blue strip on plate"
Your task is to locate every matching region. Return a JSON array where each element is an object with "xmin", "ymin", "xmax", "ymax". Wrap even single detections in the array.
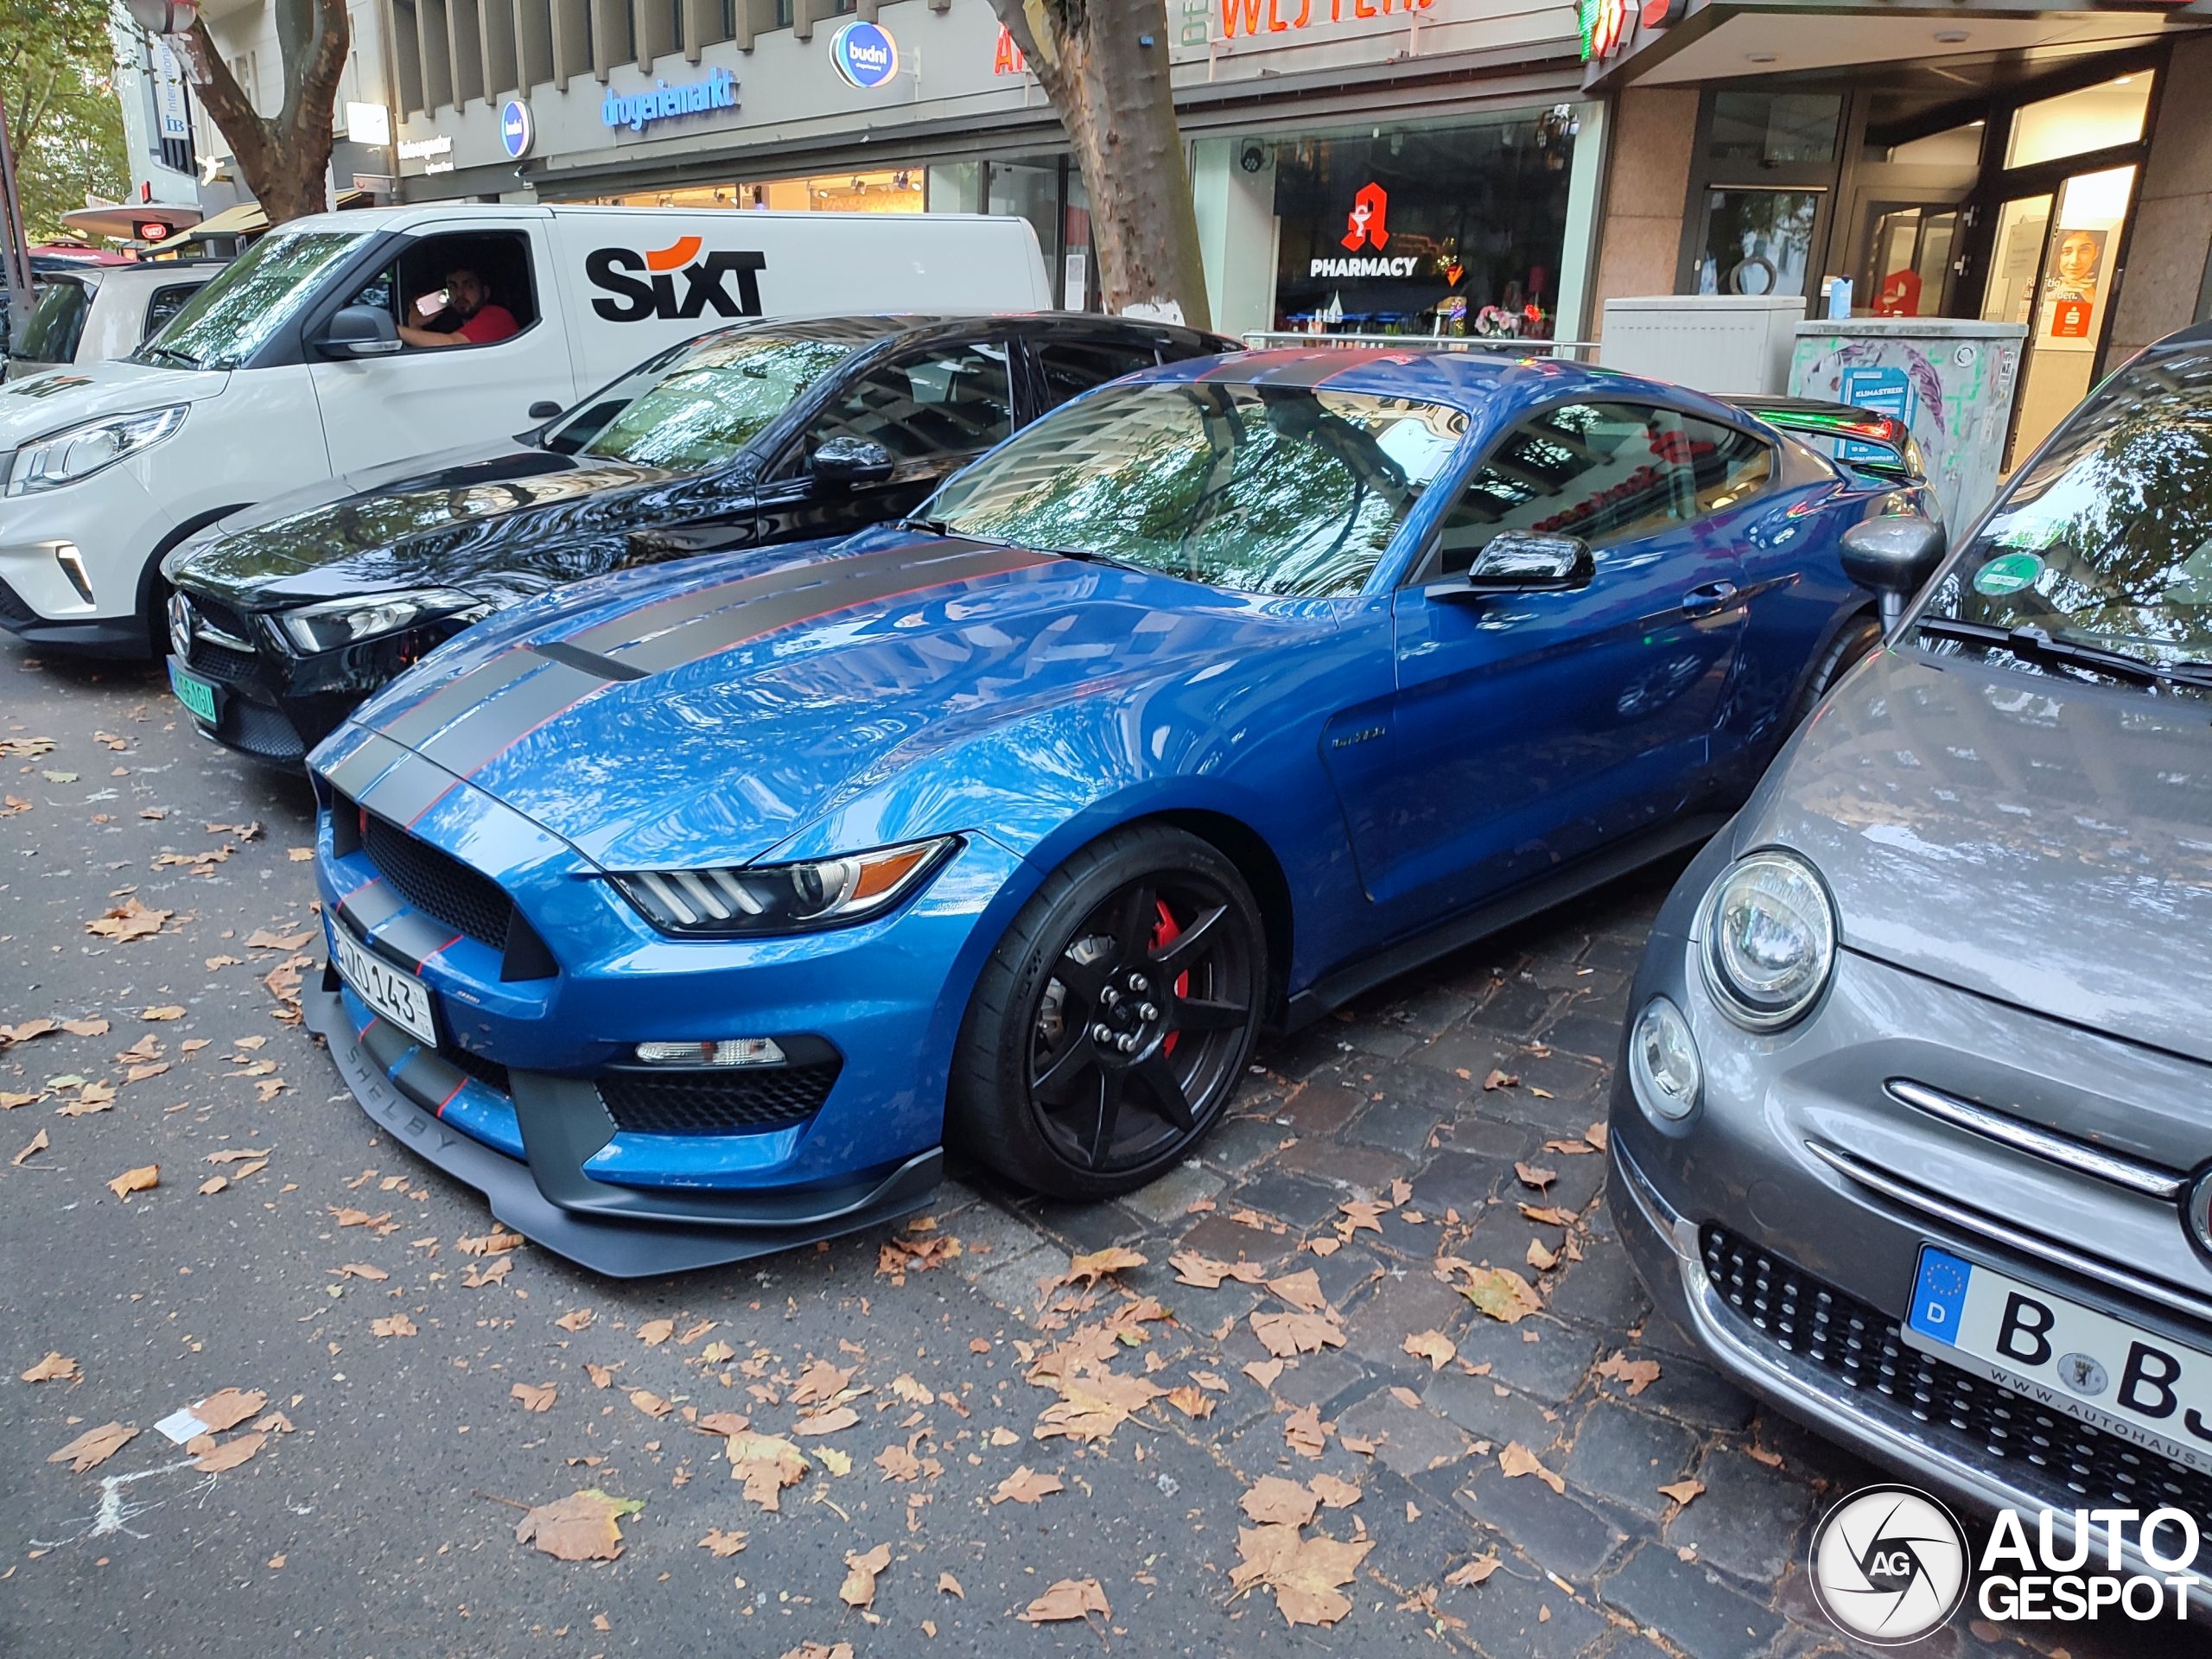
[{"xmin": 1909, "ymin": 1245, "xmax": 1972, "ymax": 1345}]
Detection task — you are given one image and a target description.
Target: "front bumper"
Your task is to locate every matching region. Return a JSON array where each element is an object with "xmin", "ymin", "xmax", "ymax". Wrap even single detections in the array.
[{"xmin": 0, "ymin": 467, "xmax": 173, "ymax": 647}]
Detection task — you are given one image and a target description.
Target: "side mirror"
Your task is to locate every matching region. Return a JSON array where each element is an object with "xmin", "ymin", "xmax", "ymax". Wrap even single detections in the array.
[
  {"xmin": 313, "ymin": 304, "xmax": 400, "ymax": 359},
  {"xmin": 810, "ymin": 435, "xmax": 896, "ymax": 490},
  {"xmin": 1430, "ymin": 531, "xmax": 1594, "ymax": 601},
  {"xmin": 1840, "ymin": 514, "xmax": 1946, "ymax": 636}
]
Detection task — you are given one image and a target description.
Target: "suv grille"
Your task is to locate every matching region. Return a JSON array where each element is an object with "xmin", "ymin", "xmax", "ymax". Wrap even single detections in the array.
[
  {"xmin": 596, "ymin": 1064, "xmax": 838, "ymax": 1136},
  {"xmin": 1700, "ymin": 1226, "xmax": 2212, "ymax": 1571},
  {"xmin": 357, "ymin": 807, "xmax": 513, "ymax": 950},
  {"xmin": 185, "ymin": 635, "xmax": 261, "ymax": 683}
]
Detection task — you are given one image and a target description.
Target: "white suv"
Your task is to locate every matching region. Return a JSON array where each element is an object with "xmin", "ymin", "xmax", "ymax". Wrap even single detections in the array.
[{"xmin": 6, "ymin": 263, "xmax": 219, "ymax": 378}]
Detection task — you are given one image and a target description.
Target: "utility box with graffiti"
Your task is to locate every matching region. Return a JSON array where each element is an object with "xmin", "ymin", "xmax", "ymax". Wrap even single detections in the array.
[{"xmin": 1789, "ymin": 320, "xmax": 2025, "ymax": 529}]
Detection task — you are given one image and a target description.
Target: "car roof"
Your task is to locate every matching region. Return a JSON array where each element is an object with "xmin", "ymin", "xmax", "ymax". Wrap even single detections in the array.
[{"xmin": 693, "ymin": 311, "xmax": 1236, "ymax": 353}]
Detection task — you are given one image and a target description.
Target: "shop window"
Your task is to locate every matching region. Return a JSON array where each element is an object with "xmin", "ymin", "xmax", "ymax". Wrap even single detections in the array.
[
  {"xmin": 2005, "ymin": 75, "xmax": 2150, "ymax": 171},
  {"xmin": 988, "ymin": 161, "xmax": 1063, "ymax": 270},
  {"xmin": 1707, "ymin": 93, "xmax": 1840, "ymax": 167},
  {"xmin": 1035, "ymin": 338, "xmax": 1159, "ymax": 410},
  {"xmin": 1694, "ymin": 188, "xmax": 1818, "ymax": 297},
  {"xmin": 926, "ymin": 162, "xmax": 981, "ymax": 215},
  {"xmin": 1429, "ymin": 404, "xmax": 1691, "ymax": 577},
  {"xmin": 810, "ymin": 343, "xmax": 1013, "ymax": 464}
]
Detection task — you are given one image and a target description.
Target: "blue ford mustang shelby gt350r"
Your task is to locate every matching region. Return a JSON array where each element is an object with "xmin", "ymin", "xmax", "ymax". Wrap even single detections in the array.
[{"xmin": 303, "ymin": 349, "xmax": 1927, "ymax": 1274}]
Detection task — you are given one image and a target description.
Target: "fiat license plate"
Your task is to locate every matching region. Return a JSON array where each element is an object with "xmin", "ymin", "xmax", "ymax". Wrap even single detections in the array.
[
  {"xmin": 1904, "ymin": 1244, "xmax": 2212, "ymax": 1474},
  {"xmin": 329, "ymin": 918, "xmax": 436, "ymax": 1047}
]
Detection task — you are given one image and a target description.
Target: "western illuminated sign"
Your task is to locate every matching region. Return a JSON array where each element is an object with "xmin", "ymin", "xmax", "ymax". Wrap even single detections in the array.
[
  {"xmin": 1342, "ymin": 183, "xmax": 1389, "ymax": 251},
  {"xmin": 500, "ymin": 99, "xmax": 534, "ymax": 159},
  {"xmin": 830, "ymin": 21, "xmax": 899, "ymax": 90},
  {"xmin": 993, "ymin": 24, "xmax": 1028, "ymax": 74},
  {"xmin": 1217, "ymin": 0, "xmax": 1433, "ymax": 38},
  {"xmin": 601, "ymin": 66, "xmax": 738, "ymax": 133}
]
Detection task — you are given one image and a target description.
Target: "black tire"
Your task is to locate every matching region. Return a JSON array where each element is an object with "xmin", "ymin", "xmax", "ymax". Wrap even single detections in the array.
[
  {"xmin": 949, "ymin": 823, "xmax": 1265, "ymax": 1201},
  {"xmin": 1792, "ymin": 613, "xmax": 1882, "ymax": 724}
]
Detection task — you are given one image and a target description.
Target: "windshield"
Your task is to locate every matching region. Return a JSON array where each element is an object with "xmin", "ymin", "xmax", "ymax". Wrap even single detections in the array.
[
  {"xmin": 543, "ymin": 334, "xmax": 855, "ymax": 469},
  {"xmin": 13, "ymin": 276, "xmax": 95, "ymax": 365},
  {"xmin": 137, "ymin": 230, "xmax": 364, "ymax": 371},
  {"xmin": 1919, "ymin": 359, "xmax": 2212, "ymax": 682},
  {"xmin": 929, "ymin": 380, "xmax": 1467, "ymax": 597}
]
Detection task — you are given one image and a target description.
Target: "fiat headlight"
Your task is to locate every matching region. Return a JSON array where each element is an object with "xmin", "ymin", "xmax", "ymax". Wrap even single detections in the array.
[
  {"xmin": 278, "ymin": 588, "xmax": 487, "ymax": 653},
  {"xmin": 612, "ymin": 837, "xmax": 959, "ymax": 938},
  {"xmin": 7, "ymin": 404, "xmax": 188, "ymax": 495},
  {"xmin": 1700, "ymin": 850, "xmax": 1837, "ymax": 1031},
  {"xmin": 1629, "ymin": 996, "xmax": 1701, "ymax": 1120}
]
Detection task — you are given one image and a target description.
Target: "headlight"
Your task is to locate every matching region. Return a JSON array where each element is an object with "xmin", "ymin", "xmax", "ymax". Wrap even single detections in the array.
[
  {"xmin": 1629, "ymin": 996, "xmax": 1700, "ymax": 1121},
  {"xmin": 612, "ymin": 837, "xmax": 959, "ymax": 937},
  {"xmin": 1700, "ymin": 850, "xmax": 1837, "ymax": 1031},
  {"xmin": 277, "ymin": 588, "xmax": 486, "ymax": 654},
  {"xmin": 7, "ymin": 404, "xmax": 188, "ymax": 495}
]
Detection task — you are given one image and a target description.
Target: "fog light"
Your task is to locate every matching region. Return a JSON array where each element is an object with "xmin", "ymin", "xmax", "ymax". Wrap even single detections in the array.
[
  {"xmin": 632, "ymin": 1038, "xmax": 785, "ymax": 1067},
  {"xmin": 54, "ymin": 543, "xmax": 94, "ymax": 605},
  {"xmin": 1629, "ymin": 997, "xmax": 1700, "ymax": 1122}
]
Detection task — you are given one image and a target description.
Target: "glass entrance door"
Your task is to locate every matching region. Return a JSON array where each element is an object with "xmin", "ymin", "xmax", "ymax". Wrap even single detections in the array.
[{"xmin": 1984, "ymin": 165, "xmax": 2134, "ymax": 465}]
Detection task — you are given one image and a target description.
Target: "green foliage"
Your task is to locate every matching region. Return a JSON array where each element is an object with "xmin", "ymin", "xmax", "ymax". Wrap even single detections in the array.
[{"xmin": 1, "ymin": 0, "xmax": 128, "ymax": 240}]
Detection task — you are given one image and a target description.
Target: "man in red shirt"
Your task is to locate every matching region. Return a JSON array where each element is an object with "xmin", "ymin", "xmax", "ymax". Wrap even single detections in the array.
[{"xmin": 397, "ymin": 266, "xmax": 519, "ymax": 348}]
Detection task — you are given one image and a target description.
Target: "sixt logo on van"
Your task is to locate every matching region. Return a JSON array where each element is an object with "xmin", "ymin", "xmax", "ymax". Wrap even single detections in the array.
[{"xmin": 585, "ymin": 235, "xmax": 767, "ymax": 323}]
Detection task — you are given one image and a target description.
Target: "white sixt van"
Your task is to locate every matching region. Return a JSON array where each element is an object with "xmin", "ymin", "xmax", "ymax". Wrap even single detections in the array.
[{"xmin": 0, "ymin": 203, "xmax": 1052, "ymax": 653}]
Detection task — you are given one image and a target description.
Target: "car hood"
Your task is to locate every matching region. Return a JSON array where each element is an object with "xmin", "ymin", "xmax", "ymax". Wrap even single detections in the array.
[
  {"xmin": 0, "ymin": 356, "xmax": 227, "ymax": 442},
  {"xmin": 174, "ymin": 447, "xmax": 709, "ymax": 605},
  {"xmin": 1739, "ymin": 646, "xmax": 2212, "ymax": 1065},
  {"xmin": 336, "ymin": 533, "xmax": 1274, "ymax": 871}
]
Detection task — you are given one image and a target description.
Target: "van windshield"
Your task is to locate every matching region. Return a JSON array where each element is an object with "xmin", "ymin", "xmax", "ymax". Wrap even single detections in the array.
[
  {"xmin": 10, "ymin": 276, "xmax": 94, "ymax": 366},
  {"xmin": 136, "ymin": 229, "xmax": 364, "ymax": 372},
  {"xmin": 543, "ymin": 334, "xmax": 853, "ymax": 470}
]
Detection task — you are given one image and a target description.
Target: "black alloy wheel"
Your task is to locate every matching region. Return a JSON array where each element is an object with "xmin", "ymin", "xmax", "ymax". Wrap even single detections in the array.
[{"xmin": 950, "ymin": 825, "xmax": 1266, "ymax": 1199}]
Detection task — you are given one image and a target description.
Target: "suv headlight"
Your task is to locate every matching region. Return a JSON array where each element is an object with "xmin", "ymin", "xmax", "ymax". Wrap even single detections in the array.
[
  {"xmin": 612, "ymin": 837, "xmax": 959, "ymax": 937},
  {"xmin": 7, "ymin": 404, "xmax": 188, "ymax": 495},
  {"xmin": 1700, "ymin": 849, "xmax": 1837, "ymax": 1031},
  {"xmin": 278, "ymin": 588, "xmax": 487, "ymax": 654}
]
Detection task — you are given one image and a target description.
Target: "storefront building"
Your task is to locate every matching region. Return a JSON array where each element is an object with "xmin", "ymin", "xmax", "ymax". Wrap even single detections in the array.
[
  {"xmin": 1579, "ymin": 0, "xmax": 2212, "ymax": 461},
  {"xmin": 375, "ymin": 0, "xmax": 1606, "ymax": 341}
]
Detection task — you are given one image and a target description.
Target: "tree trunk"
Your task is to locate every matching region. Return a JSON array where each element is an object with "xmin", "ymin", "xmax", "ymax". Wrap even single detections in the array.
[
  {"xmin": 172, "ymin": 0, "xmax": 349, "ymax": 226},
  {"xmin": 988, "ymin": 0, "xmax": 1211, "ymax": 330}
]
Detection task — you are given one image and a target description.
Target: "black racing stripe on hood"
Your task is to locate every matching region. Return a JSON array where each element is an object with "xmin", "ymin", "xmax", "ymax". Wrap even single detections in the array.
[
  {"xmin": 412, "ymin": 658, "xmax": 617, "ymax": 783},
  {"xmin": 607, "ymin": 543, "xmax": 1055, "ymax": 677},
  {"xmin": 354, "ymin": 745, "xmax": 475, "ymax": 829},
  {"xmin": 320, "ymin": 728, "xmax": 415, "ymax": 802},
  {"xmin": 375, "ymin": 644, "xmax": 545, "ymax": 751},
  {"xmin": 563, "ymin": 542, "xmax": 933, "ymax": 658},
  {"xmin": 530, "ymin": 640, "xmax": 646, "ymax": 682}
]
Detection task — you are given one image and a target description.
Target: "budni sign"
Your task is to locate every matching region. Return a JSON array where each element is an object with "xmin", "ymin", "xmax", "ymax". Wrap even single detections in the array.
[{"xmin": 601, "ymin": 66, "xmax": 739, "ymax": 132}]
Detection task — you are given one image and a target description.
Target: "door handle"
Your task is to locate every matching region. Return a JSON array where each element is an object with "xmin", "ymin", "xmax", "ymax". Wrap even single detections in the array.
[{"xmin": 1681, "ymin": 581, "xmax": 1738, "ymax": 618}]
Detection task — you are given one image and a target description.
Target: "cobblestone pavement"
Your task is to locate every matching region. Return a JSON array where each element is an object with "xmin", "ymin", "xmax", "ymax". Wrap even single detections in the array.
[{"xmin": 0, "ymin": 645, "xmax": 2177, "ymax": 1657}]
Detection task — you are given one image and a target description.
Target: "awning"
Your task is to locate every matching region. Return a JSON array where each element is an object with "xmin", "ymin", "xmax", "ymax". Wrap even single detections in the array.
[
  {"xmin": 143, "ymin": 202, "xmax": 269, "ymax": 254},
  {"xmin": 60, "ymin": 201, "xmax": 203, "ymax": 242}
]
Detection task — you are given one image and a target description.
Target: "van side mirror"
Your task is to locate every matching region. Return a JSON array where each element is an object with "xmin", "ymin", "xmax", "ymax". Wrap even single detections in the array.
[
  {"xmin": 810, "ymin": 435, "xmax": 896, "ymax": 490},
  {"xmin": 314, "ymin": 304, "xmax": 401, "ymax": 359},
  {"xmin": 1840, "ymin": 514, "xmax": 1946, "ymax": 636},
  {"xmin": 1428, "ymin": 531, "xmax": 1594, "ymax": 602}
]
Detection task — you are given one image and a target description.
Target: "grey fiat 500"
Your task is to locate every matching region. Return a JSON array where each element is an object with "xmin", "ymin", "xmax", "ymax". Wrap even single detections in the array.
[{"xmin": 1609, "ymin": 322, "xmax": 2212, "ymax": 1586}]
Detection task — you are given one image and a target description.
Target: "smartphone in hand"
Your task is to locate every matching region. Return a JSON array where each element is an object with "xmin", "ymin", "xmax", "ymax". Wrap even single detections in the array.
[{"xmin": 415, "ymin": 289, "xmax": 449, "ymax": 319}]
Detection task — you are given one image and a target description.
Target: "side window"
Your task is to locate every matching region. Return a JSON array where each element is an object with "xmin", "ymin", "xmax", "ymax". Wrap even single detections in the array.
[
  {"xmin": 341, "ymin": 230, "xmax": 539, "ymax": 342},
  {"xmin": 1676, "ymin": 416, "xmax": 1771, "ymax": 516},
  {"xmin": 809, "ymin": 341, "xmax": 1014, "ymax": 466},
  {"xmin": 1035, "ymin": 337, "xmax": 1160, "ymax": 411},
  {"xmin": 142, "ymin": 283, "xmax": 201, "ymax": 342},
  {"xmin": 1428, "ymin": 403, "xmax": 1694, "ymax": 579}
]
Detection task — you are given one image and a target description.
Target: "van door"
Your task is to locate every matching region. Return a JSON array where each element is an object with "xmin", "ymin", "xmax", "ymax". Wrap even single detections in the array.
[{"xmin": 307, "ymin": 217, "xmax": 578, "ymax": 472}]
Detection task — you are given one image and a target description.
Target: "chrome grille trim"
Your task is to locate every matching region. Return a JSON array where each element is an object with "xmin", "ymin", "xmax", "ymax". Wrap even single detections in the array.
[{"xmin": 1885, "ymin": 1077, "xmax": 2184, "ymax": 1201}]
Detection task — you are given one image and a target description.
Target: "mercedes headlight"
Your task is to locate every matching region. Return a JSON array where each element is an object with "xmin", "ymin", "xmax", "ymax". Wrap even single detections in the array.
[
  {"xmin": 612, "ymin": 838, "xmax": 959, "ymax": 937},
  {"xmin": 278, "ymin": 588, "xmax": 488, "ymax": 654},
  {"xmin": 1700, "ymin": 850, "xmax": 1837, "ymax": 1031},
  {"xmin": 7, "ymin": 404, "xmax": 188, "ymax": 495}
]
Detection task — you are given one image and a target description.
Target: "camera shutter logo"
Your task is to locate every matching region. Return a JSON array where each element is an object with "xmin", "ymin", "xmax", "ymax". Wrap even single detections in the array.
[{"xmin": 1809, "ymin": 1484, "xmax": 1969, "ymax": 1644}]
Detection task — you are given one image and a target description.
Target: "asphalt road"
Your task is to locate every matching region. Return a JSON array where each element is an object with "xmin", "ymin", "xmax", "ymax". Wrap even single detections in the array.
[{"xmin": 0, "ymin": 639, "xmax": 2183, "ymax": 1659}]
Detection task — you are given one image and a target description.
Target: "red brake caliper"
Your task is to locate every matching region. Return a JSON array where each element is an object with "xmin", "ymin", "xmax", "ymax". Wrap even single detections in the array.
[{"xmin": 1149, "ymin": 899, "xmax": 1191, "ymax": 1056}]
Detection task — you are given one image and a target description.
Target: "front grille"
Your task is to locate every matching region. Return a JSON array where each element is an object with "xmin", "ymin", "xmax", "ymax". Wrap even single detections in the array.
[
  {"xmin": 596, "ymin": 1063, "xmax": 839, "ymax": 1136},
  {"xmin": 217, "ymin": 698, "xmax": 307, "ymax": 764},
  {"xmin": 188, "ymin": 636, "xmax": 264, "ymax": 683},
  {"xmin": 189, "ymin": 592, "xmax": 253, "ymax": 640},
  {"xmin": 0, "ymin": 575, "xmax": 34, "ymax": 625},
  {"xmin": 440, "ymin": 1041, "xmax": 511, "ymax": 1095},
  {"xmin": 1700, "ymin": 1226, "xmax": 2212, "ymax": 1569},
  {"xmin": 357, "ymin": 807, "xmax": 513, "ymax": 950}
]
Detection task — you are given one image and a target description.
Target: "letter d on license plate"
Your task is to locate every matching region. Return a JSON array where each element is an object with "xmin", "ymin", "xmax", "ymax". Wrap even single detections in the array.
[
  {"xmin": 1905, "ymin": 1243, "xmax": 2212, "ymax": 1474},
  {"xmin": 330, "ymin": 921, "xmax": 438, "ymax": 1047}
]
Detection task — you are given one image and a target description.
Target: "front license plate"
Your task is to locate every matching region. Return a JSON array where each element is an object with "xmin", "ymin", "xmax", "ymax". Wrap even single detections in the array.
[
  {"xmin": 1905, "ymin": 1243, "xmax": 2212, "ymax": 1474},
  {"xmin": 168, "ymin": 659, "xmax": 219, "ymax": 725},
  {"xmin": 329, "ymin": 919, "xmax": 437, "ymax": 1047}
]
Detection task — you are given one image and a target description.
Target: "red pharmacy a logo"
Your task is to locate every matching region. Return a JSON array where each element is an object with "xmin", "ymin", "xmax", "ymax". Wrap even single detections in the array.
[{"xmin": 1342, "ymin": 184, "xmax": 1389, "ymax": 252}]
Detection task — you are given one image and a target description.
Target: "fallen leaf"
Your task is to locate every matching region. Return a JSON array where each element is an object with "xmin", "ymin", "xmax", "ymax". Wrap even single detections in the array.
[
  {"xmin": 1514, "ymin": 1162, "xmax": 1557, "ymax": 1190},
  {"xmin": 336, "ymin": 1262, "xmax": 389, "ymax": 1282},
  {"xmin": 992, "ymin": 1465, "xmax": 1065, "ymax": 1505},
  {"xmin": 194, "ymin": 1389, "xmax": 267, "ymax": 1433},
  {"xmin": 1658, "ymin": 1478, "xmax": 1706, "ymax": 1510},
  {"xmin": 1585, "ymin": 1121, "xmax": 1609, "ymax": 1151},
  {"xmin": 1063, "ymin": 1246, "xmax": 1147, "ymax": 1287},
  {"xmin": 1481, "ymin": 1069, "xmax": 1518, "ymax": 1090},
  {"xmin": 1249, "ymin": 1309, "xmax": 1346, "ymax": 1357},
  {"xmin": 1338, "ymin": 1198, "xmax": 1388, "ymax": 1235},
  {"xmin": 21, "ymin": 1351, "xmax": 76, "ymax": 1383},
  {"xmin": 372, "ymin": 1313, "xmax": 417, "ymax": 1338},
  {"xmin": 512, "ymin": 1382, "xmax": 557, "ymax": 1413},
  {"xmin": 1308, "ymin": 1473, "xmax": 1361, "ymax": 1509},
  {"xmin": 629, "ymin": 1389, "xmax": 672, "ymax": 1421},
  {"xmin": 140, "ymin": 1006, "xmax": 186, "ymax": 1022},
  {"xmin": 1265, "ymin": 1268, "xmax": 1328, "ymax": 1312},
  {"xmin": 1168, "ymin": 1250, "xmax": 1266, "ymax": 1288},
  {"xmin": 198, "ymin": 1176, "xmax": 228, "ymax": 1197},
  {"xmin": 1018, "ymin": 1577, "xmax": 1110, "ymax": 1624},
  {"xmin": 0, "ymin": 1090, "xmax": 41, "ymax": 1109},
  {"xmin": 1526, "ymin": 1240, "xmax": 1560, "ymax": 1271},
  {"xmin": 789, "ymin": 1358, "xmax": 854, "ymax": 1405},
  {"xmin": 86, "ymin": 898, "xmax": 173, "ymax": 944},
  {"xmin": 637, "ymin": 1319, "xmax": 676, "ymax": 1347},
  {"xmin": 1402, "ymin": 1331, "xmax": 1456, "ymax": 1371},
  {"xmin": 1542, "ymin": 1137, "xmax": 1595, "ymax": 1155},
  {"xmin": 839, "ymin": 1541, "xmax": 891, "ymax": 1608},
  {"xmin": 937, "ymin": 1570, "xmax": 963, "ymax": 1598},
  {"xmin": 1458, "ymin": 1267, "xmax": 1543, "ymax": 1324},
  {"xmin": 461, "ymin": 1255, "xmax": 512, "ymax": 1289},
  {"xmin": 791, "ymin": 1405, "xmax": 858, "ymax": 1437},
  {"xmin": 724, "ymin": 1431, "xmax": 808, "ymax": 1510},
  {"xmin": 243, "ymin": 928, "xmax": 314, "ymax": 951},
  {"xmin": 777, "ymin": 1646, "xmax": 852, "ymax": 1659},
  {"xmin": 1242, "ymin": 1358, "xmax": 1285, "ymax": 1389},
  {"xmin": 48, "ymin": 1421, "xmax": 137, "ymax": 1471},
  {"xmin": 1499, "ymin": 1442, "xmax": 1565, "ymax": 1495},
  {"xmin": 514, "ymin": 1488, "xmax": 643, "ymax": 1562},
  {"xmin": 1445, "ymin": 1554, "xmax": 1502, "ymax": 1588},
  {"xmin": 555, "ymin": 1307, "xmax": 594, "ymax": 1332},
  {"xmin": 1592, "ymin": 1351, "xmax": 1662, "ymax": 1397},
  {"xmin": 1163, "ymin": 1384, "xmax": 1214, "ymax": 1419},
  {"xmin": 194, "ymin": 1432, "xmax": 265, "ymax": 1473},
  {"xmin": 1240, "ymin": 1476, "xmax": 1319, "ymax": 1527},
  {"xmin": 455, "ymin": 1230, "xmax": 523, "ymax": 1255},
  {"xmin": 585, "ymin": 1363, "xmax": 620, "ymax": 1389},
  {"xmin": 288, "ymin": 847, "xmax": 313, "ymax": 862},
  {"xmin": 13, "ymin": 1128, "xmax": 49, "ymax": 1166},
  {"xmin": 1520, "ymin": 1204, "xmax": 1577, "ymax": 1227},
  {"xmin": 1231, "ymin": 1524, "xmax": 1374, "ymax": 1627},
  {"xmin": 699, "ymin": 1527, "xmax": 747, "ymax": 1557},
  {"xmin": 106, "ymin": 1164, "xmax": 158, "ymax": 1200}
]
